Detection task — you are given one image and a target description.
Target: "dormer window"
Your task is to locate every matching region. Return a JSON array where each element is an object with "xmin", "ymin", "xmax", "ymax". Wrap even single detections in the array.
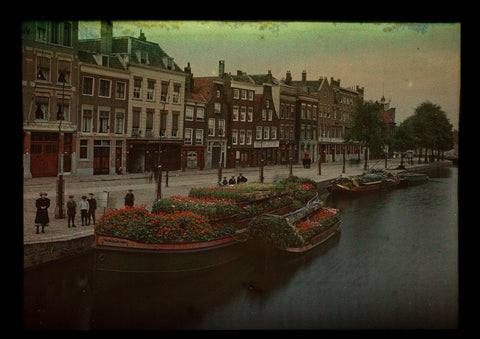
[
  {"xmin": 140, "ymin": 51, "xmax": 148, "ymax": 64},
  {"xmin": 102, "ymin": 55, "xmax": 109, "ymax": 67},
  {"xmin": 163, "ymin": 57, "xmax": 174, "ymax": 70}
]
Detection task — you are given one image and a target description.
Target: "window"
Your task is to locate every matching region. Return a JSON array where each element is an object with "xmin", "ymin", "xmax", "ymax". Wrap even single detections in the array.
[
  {"xmin": 266, "ymin": 100, "xmax": 269, "ymax": 108},
  {"xmin": 172, "ymin": 113, "xmax": 179, "ymax": 137},
  {"xmin": 196, "ymin": 107, "xmax": 205, "ymax": 121},
  {"xmin": 306, "ymin": 105, "xmax": 311, "ymax": 120},
  {"xmin": 57, "ymin": 60, "xmax": 71, "ymax": 84},
  {"xmin": 173, "ymin": 84, "xmax": 181, "ymax": 104},
  {"xmin": 36, "ymin": 55, "xmax": 50, "ymax": 81},
  {"xmin": 232, "ymin": 130, "xmax": 238, "ymax": 145},
  {"xmin": 248, "ymin": 91, "xmax": 254, "ymax": 101},
  {"xmin": 160, "ymin": 111, "xmax": 167, "ymax": 136},
  {"xmin": 262, "ymin": 109, "xmax": 266, "ymax": 121},
  {"xmin": 115, "ymin": 110, "xmax": 124, "ymax": 134},
  {"xmin": 132, "ymin": 108, "xmax": 141, "ymax": 131},
  {"xmin": 300, "ymin": 125, "xmax": 305, "ymax": 140},
  {"xmin": 218, "ymin": 119, "xmax": 225, "ymax": 137},
  {"xmin": 301, "ymin": 104, "xmax": 306, "ymax": 119},
  {"xmin": 185, "ymin": 106, "xmax": 194, "ymax": 121},
  {"xmin": 140, "ymin": 51, "xmax": 149, "ymax": 64},
  {"xmin": 279, "ymin": 126, "xmax": 284, "ymax": 139},
  {"xmin": 195, "ymin": 129, "xmax": 204, "ymax": 144},
  {"xmin": 79, "ymin": 140, "xmax": 88, "ymax": 159},
  {"xmin": 146, "ymin": 109, "xmax": 154, "ymax": 137},
  {"xmin": 147, "ymin": 79, "xmax": 155, "ymax": 101},
  {"xmin": 208, "ymin": 118, "xmax": 215, "ymax": 136},
  {"xmin": 239, "ymin": 130, "xmax": 245, "ymax": 145},
  {"xmin": 233, "ymin": 106, "xmax": 239, "ymax": 121},
  {"xmin": 35, "ymin": 97, "xmax": 49, "ymax": 120},
  {"xmin": 312, "ymin": 106, "xmax": 317, "ymax": 120},
  {"xmin": 98, "ymin": 110, "xmax": 110, "ymax": 133},
  {"xmin": 271, "ymin": 127, "xmax": 277, "ymax": 140},
  {"xmin": 214, "ymin": 102, "xmax": 221, "ymax": 114},
  {"xmin": 63, "ymin": 22, "xmax": 72, "ymax": 46},
  {"xmin": 161, "ymin": 81, "xmax": 169, "ymax": 102},
  {"xmin": 306, "ymin": 125, "xmax": 311, "ymax": 140},
  {"xmin": 247, "ymin": 107, "xmax": 253, "ymax": 122},
  {"xmin": 233, "ymin": 88, "xmax": 239, "ymax": 99},
  {"xmin": 82, "ymin": 76, "xmax": 94, "ymax": 95},
  {"xmin": 256, "ymin": 126, "xmax": 262, "ymax": 140},
  {"xmin": 116, "ymin": 81, "xmax": 126, "ymax": 99},
  {"xmin": 240, "ymin": 106, "xmax": 246, "ymax": 121},
  {"xmin": 216, "ymin": 90, "xmax": 221, "ymax": 98},
  {"xmin": 263, "ymin": 126, "xmax": 270, "ymax": 140},
  {"xmin": 268, "ymin": 109, "xmax": 273, "ymax": 121},
  {"xmin": 184, "ymin": 128, "xmax": 193, "ymax": 145},
  {"xmin": 133, "ymin": 77, "xmax": 142, "ymax": 99},
  {"xmin": 241, "ymin": 90, "xmax": 247, "ymax": 100},
  {"xmin": 246, "ymin": 130, "xmax": 252, "ymax": 145},
  {"xmin": 81, "ymin": 107, "xmax": 93, "ymax": 133},
  {"xmin": 99, "ymin": 79, "xmax": 111, "ymax": 97}
]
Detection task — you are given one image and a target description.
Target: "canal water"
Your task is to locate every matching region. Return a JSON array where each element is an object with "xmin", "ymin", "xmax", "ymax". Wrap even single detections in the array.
[{"xmin": 24, "ymin": 166, "xmax": 458, "ymax": 329}]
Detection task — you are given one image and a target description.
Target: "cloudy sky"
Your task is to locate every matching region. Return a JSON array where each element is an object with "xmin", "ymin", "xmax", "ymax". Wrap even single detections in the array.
[{"xmin": 79, "ymin": 21, "xmax": 461, "ymax": 129}]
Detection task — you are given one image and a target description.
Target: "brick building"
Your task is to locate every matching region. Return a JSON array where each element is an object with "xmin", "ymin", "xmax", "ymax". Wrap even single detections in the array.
[
  {"xmin": 22, "ymin": 21, "xmax": 79, "ymax": 178},
  {"xmin": 78, "ymin": 23, "xmax": 186, "ymax": 173}
]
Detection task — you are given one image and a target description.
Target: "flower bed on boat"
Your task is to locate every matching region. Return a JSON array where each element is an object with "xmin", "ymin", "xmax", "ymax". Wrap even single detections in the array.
[
  {"xmin": 251, "ymin": 206, "xmax": 340, "ymax": 248},
  {"xmin": 151, "ymin": 196, "xmax": 242, "ymax": 219},
  {"xmin": 94, "ymin": 205, "xmax": 237, "ymax": 244}
]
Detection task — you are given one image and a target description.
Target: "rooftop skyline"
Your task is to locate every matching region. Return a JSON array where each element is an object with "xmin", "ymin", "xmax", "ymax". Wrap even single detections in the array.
[{"xmin": 79, "ymin": 21, "xmax": 461, "ymax": 129}]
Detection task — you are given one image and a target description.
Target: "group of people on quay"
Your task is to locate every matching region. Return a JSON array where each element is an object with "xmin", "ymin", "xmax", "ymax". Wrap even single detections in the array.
[
  {"xmin": 219, "ymin": 173, "xmax": 248, "ymax": 186},
  {"xmin": 34, "ymin": 192, "xmax": 97, "ymax": 233}
]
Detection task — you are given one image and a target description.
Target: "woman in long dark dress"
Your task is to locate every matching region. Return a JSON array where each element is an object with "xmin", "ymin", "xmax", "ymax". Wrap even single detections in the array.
[{"xmin": 35, "ymin": 192, "xmax": 50, "ymax": 234}]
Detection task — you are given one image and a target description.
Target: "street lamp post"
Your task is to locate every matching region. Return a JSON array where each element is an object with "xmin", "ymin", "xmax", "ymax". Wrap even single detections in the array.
[{"xmin": 55, "ymin": 71, "xmax": 66, "ymax": 219}]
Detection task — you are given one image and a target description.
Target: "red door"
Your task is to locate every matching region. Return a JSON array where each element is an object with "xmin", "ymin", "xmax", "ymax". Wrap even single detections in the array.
[{"xmin": 30, "ymin": 142, "xmax": 58, "ymax": 177}]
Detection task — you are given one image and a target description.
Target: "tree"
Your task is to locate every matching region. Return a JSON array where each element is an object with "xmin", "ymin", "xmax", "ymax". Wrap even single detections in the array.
[
  {"xmin": 391, "ymin": 117, "xmax": 418, "ymax": 168},
  {"xmin": 344, "ymin": 100, "xmax": 388, "ymax": 171},
  {"xmin": 410, "ymin": 102, "xmax": 454, "ymax": 162}
]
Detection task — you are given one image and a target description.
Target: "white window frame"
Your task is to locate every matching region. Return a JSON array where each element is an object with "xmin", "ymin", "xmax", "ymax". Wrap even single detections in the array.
[
  {"xmin": 98, "ymin": 79, "xmax": 112, "ymax": 98},
  {"xmin": 247, "ymin": 107, "xmax": 253, "ymax": 122},
  {"xmin": 256, "ymin": 126, "xmax": 262, "ymax": 140},
  {"xmin": 196, "ymin": 107, "xmax": 205, "ymax": 121},
  {"xmin": 271, "ymin": 126, "xmax": 277, "ymax": 140},
  {"xmin": 240, "ymin": 106, "xmax": 246, "ymax": 122},
  {"xmin": 116, "ymin": 81, "xmax": 126, "ymax": 100},
  {"xmin": 232, "ymin": 129, "xmax": 238, "ymax": 145},
  {"xmin": 114, "ymin": 110, "xmax": 125, "ymax": 135},
  {"xmin": 185, "ymin": 106, "xmax": 194, "ymax": 121},
  {"xmin": 246, "ymin": 130, "xmax": 252, "ymax": 145},
  {"xmin": 184, "ymin": 128, "xmax": 193, "ymax": 145},
  {"xmin": 241, "ymin": 89, "xmax": 247, "ymax": 100},
  {"xmin": 214, "ymin": 102, "xmax": 221, "ymax": 114},
  {"xmin": 81, "ymin": 106, "xmax": 93, "ymax": 133},
  {"xmin": 82, "ymin": 76, "xmax": 94, "ymax": 96},
  {"xmin": 233, "ymin": 105, "xmax": 239, "ymax": 121},
  {"xmin": 248, "ymin": 91, "xmax": 254, "ymax": 101},
  {"xmin": 268, "ymin": 109, "xmax": 273, "ymax": 121},
  {"xmin": 233, "ymin": 88, "xmax": 239, "ymax": 99},
  {"xmin": 195, "ymin": 129, "xmax": 204, "ymax": 145},
  {"xmin": 239, "ymin": 129, "xmax": 245, "ymax": 145},
  {"xmin": 208, "ymin": 118, "xmax": 215, "ymax": 136},
  {"xmin": 218, "ymin": 119, "xmax": 225, "ymax": 137},
  {"xmin": 263, "ymin": 126, "xmax": 270, "ymax": 140}
]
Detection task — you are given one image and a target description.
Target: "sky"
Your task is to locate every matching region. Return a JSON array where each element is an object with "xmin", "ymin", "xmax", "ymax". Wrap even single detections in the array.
[{"xmin": 79, "ymin": 21, "xmax": 461, "ymax": 129}]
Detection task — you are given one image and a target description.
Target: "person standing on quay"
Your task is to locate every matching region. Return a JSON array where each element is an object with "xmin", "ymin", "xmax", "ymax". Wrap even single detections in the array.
[
  {"xmin": 125, "ymin": 189, "xmax": 135, "ymax": 207},
  {"xmin": 66, "ymin": 195, "xmax": 77, "ymax": 228},
  {"xmin": 79, "ymin": 195, "xmax": 89, "ymax": 226},
  {"xmin": 35, "ymin": 192, "xmax": 50, "ymax": 234},
  {"xmin": 87, "ymin": 193, "xmax": 97, "ymax": 225}
]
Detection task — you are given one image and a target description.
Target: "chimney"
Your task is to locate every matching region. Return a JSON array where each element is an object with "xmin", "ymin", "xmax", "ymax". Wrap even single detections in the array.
[
  {"xmin": 138, "ymin": 29, "xmax": 147, "ymax": 41},
  {"xmin": 302, "ymin": 70, "xmax": 307, "ymax": 82},
  {"xmin": 184, "ymin": 62, "xmax": 194, "ymax": 93},
  {"xmin": 100, "ymin": 21, "xmax": 113, "ymax": 54},
  {"xmin": 237, "ymin": 70, "xmax": 243, "ymax": 77},
  {"xmin": 285, "ymin": 70, "xmax": 292, "ymax": 85},
  {"xmin": 218, "ymin": 60, "xmax": 225, "ymax": 77},
  {"xmin": 267, "ymin": 69, "xmax": 273, "ymax": 83}
]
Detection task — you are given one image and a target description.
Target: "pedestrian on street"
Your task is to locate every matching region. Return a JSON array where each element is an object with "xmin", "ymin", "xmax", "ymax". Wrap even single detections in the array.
[
  {"xmin": 79, "ymin": 195, "xmax": 90, "ymax": 226},
  {"xmin": 125, "ymin": 189, "xmax": 135, "ymax": 207},
  {"xmin": 228, "ymin": 176, "xmax": 236, "ymax": 185},
  {"xmin": 35, "ymin": 191, "xmax": 50, "ymax": 234},
  {"xmin": 66, "ymin": 195, "xmax": 77, "ymax": 228},
  {"xmin": 87, "ymin": 193, "xmax": 97, "ymax": 225}
]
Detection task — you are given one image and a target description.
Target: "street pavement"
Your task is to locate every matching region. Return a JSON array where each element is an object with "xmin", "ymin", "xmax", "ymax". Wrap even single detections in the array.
[{"xmin": 23, "ymin": 158, "xmax": 441, "ymax": 244}]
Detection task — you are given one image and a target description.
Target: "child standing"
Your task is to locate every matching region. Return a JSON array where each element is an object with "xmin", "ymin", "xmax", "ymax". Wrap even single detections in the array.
[
  {"xmin": 79, "ymin": 195, "xmax": 90, "ymax": 226},
  {"xmin": 66, "ymin": 195, "xmax": 77, "ymax": 228}
]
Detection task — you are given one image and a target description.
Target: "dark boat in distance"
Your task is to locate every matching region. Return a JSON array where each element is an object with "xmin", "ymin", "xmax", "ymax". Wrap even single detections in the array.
[
  {"xmin": 327, "ymin": 172, "xmax": 400, "ymax": 194},
  {"xmin": 398, "ymin": 171, "xmax": 429, "ymax": 187}
]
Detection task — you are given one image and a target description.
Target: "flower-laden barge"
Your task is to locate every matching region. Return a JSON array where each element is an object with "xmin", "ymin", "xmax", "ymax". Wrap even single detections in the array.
[
  {"xmin": 251, "ymin": 200, "xmax": 341, "ymax": 254},
  {"xmin": 93, "ymin": 180, "xmax": 320, "ymax": 272},
  {"xmin": 327, "ymin": 171, "xmax": 400, "ymax": 194}
]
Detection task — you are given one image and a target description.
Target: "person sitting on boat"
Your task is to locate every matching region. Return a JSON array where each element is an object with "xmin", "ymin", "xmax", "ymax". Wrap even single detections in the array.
[
  {"xmin": 228, "ymin": 176, "xmax": 236, "ymax": 185},
  {"xmin": 237, "ymin": 173, "xmax": 248, "ymax": 184}
]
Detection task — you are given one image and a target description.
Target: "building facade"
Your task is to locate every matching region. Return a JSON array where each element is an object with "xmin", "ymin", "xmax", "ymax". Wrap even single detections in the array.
[{"xmin": 22, "ymin": 21, "xmax": 79, "ymax": 178}]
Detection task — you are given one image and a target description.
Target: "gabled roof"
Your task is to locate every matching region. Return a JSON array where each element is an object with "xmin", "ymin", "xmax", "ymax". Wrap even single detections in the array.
[
  {"xmin": 249, "ymin": 73, "xmax": 280, "ymax": 85},
  {"xmin": 185, "ymin": 92, "xmax": 207, "ymax": 103},
  {"xmin": 77, "ymin": 49, "xmax": 126, "ymax": 71},
  {"xmin": 192, "ymin": 77, "xmax": 217, "ymax": 101}
]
